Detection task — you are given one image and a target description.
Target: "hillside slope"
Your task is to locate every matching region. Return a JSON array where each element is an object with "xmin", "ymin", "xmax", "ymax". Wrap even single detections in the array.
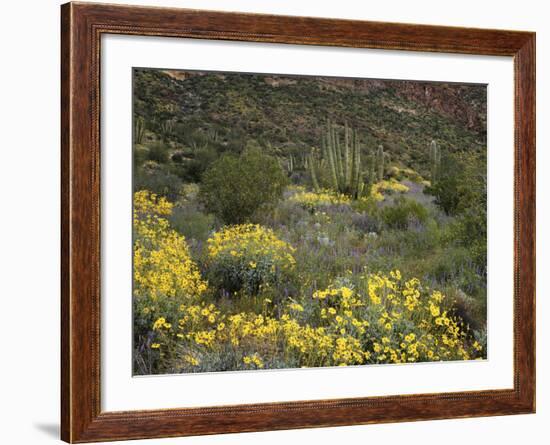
[{"xmin": 133, "ymin": 68, "xmax": 486, "ymax": 178}]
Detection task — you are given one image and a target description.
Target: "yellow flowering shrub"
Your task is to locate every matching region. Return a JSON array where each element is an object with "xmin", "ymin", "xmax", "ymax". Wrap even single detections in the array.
[
  {"xmin": 154, "ymin": 271, "xmax": 480, "ymax": 372},
  {"xmin": 134, "ymin": 189, "xmax": 173, "ymax": 216},
  {"xmin": 356, "ymin": 179, "xmax": 408, "ymax": 204},
  {"xmin": 368, "ymin": 189, "xmax": 385, "ymax": 202},
  {"xmin": 289, "ymin": 189, "xmax": 351, "ymax": 211},
  {"xmin": 309, "ymin": 272, "xmax": 474, "ymax": 365},
  {"xmin": 134, "ymin": 190, "xmax": 207, "ymax": 301},
  {"xmin": 206, "ymin": 224, "xmax": 296, "ymax": 294},
  {"xmin": 387, "ymin": 166, "xmax": 424, "ymax": 183},
  {"xmin": 243, "ymin": 354, "xmax": 264, "ymax": 369},
  {"xmin": 371, "ymin": 179, "xmax": 410, "ymax": 200},
  {"xmin": 354, "ymin": 272, "xmax": 472, "ymax": 363},
  {"xmin": 133, "ymin": 190, "xmax": 207, "ymax": 372}
]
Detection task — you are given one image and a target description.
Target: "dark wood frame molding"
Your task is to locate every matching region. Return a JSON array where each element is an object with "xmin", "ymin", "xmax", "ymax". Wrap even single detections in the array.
[{"xmin": 61, "ymin": 2, "xmax": 535, "ymax": 442}]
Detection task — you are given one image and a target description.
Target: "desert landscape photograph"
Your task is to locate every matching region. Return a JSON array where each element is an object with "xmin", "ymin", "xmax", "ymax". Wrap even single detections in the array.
[{"xmin": 132, "ymin": 68, "xmax": 487, "ymax": 375}]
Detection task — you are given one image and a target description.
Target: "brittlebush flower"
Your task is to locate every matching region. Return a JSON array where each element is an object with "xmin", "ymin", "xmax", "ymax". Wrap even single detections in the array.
[{"xmin": 207, "ymin": 224, "xmax": 296, "ymax": 294}]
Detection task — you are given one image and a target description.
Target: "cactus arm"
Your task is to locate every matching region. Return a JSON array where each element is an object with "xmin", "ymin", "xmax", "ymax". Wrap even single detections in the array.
[
  {"xmin": 377, "ymin": 145, "xmax": 385, "ymax": 181},
  {"xmin": 354, "ymin": 132, "xmax": 364, "ymax": 199},
  {"xmin": 325, "ymin": 133, "xmax": 338, "ymax": 190},
  {"xmin": 430, "ymin": 140, "xmax": 440, "ymax": 184},
  {"xmin": 135, "ymin": 116, "xmax": 146, "ymax": 144},
  {"xmin": 344, "ymin": 122, "xmax": 351, "ymax": 189},
  {"xmin": 308, "ymin": 153, "xmax": 320, "ymax": 191}
]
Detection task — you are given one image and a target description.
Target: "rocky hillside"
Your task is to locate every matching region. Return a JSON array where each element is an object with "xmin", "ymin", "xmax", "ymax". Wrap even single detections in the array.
[{"xmin": 133, "ymin": 68, "xmax": 486, "ymax": 179}]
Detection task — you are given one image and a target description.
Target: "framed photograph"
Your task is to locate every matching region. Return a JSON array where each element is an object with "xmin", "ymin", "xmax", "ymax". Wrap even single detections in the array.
[{"xmin": 61, "ymin": 2, "xmax": 535, "ymax": 442}]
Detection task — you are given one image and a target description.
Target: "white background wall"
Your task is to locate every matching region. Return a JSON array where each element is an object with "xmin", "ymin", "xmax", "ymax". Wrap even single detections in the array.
[{"xmin": 0, "ymin": 0, "xmax": 546, "ymax": 444}]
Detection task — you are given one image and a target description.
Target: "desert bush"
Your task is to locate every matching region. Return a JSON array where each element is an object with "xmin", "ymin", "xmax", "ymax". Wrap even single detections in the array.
[
  {"xmin": 169, "ymin": 205, "xmax": 216, "ymax": 245},
  {"xmin": 311, "ymin": 272, "xmax": 480, "ymax": 364},
  {"xmin": 352, "ymin": 194, "xmax": 380, "ymax": 213},
  {"xmin": 447, "ymin": 288, "xmax": 486, "ymax": 333},
  {"xmin": 133, "ymin": 190, "xmax": 208, "ymax": 374},
  {"xmin": 426, "ymin": 153, "xmax": 484, "ymax": 216},
  {"xmin": 200, "ymin": 148, "xmax": 288, "ymax": 224},
  {"xmin": 428, "ymin": 152, "xmax": 487, "ymax": 273},
  {"xmin": 356, "ymin": 179, "xmax": 408, "ymax": 204},
  {"xmin": 180, "ymin": 183, "xmax": 200, "ymax": 201},
  {"xmin": 146, "ymin": 142, "xmax": 170, "ymax": 164},
  {"xmin": 381, "ymin": 197, "xmax": 428, "ymax": 229},
  {"xmin": 403, "ymin": 217, "xmax": 441, "ymax": 251},
  {"xmin": 387, "ymin": 166, "xmax": 424, "ymax": 183},
  {"xmin": 426, "ymin": 246, "xmax": 485, "ymax": 296},
  {"xmin": 288, "ymin": 189, "xmax": 351, "ymax": 212},
  {"xmin": 134, "ymin": 164, "xmax": 182, "ymax": 201},
  {"xmin": 178, "ymin": 145, "xmax": 219, "ymax": 183},
  {"xmin": 255, "ymin": 195, "xmax": 311, "ymax": 231},
  {"xmin": 206, "ymin": 224, "xmax": 296, "ymax": 294},
  {"xmin": 350, "ymin": 210, "xmax": 382, "ymax": 234},
  {"xmin": 447, "ymin": 205, "xmax": 487, "ymax": 273},
  {"xmin": 133, "ymin": 145, "xmax": 149, "ymax": 169},
  {"xmin": 371, "ymin": 178, "xmax": 409, "ymax": 197}
]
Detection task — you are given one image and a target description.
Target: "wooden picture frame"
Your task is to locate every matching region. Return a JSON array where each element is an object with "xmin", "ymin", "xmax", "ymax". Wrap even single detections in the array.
[{"xmin": 61, "ymin": 2, "xmax": 535, "ymax": 442}]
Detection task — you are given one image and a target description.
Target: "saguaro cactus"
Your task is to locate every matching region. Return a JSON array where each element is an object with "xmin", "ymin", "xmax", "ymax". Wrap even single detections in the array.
[{"xmin": 429, "ymin": 140, "xmax": 441, "ymax": 184}]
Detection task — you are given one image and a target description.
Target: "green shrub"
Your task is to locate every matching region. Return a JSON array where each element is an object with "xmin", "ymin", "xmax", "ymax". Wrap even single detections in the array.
[
  {"xmin": 428, "ymin": 152, "xmax": 487, "ymax": 274},
  {"xmin": 134, "ymin": 164, "xmax": 182, "ymax": 200},
  {"xmin": 176, "ymin": 145, "xmax": 219, "ymax": 183},
  {"xmin": 426, "ymin": 153, "xmax": 483, "ymax": 216},
  {"xmin": 206, "ymin": 224, "xmax": 296, "ymax": 294},
  {"xmin": 147, "ymin": 142, "xmax": 170, "ymax": 164},
  {"xmin": 403, "ymin": 217, "xmax": 441, "ymax": 251},
  {"xmin": 387, "ymin": 166, "xmax": 424, "ymax": 183},
  {"xmin": 133, "ymin": 145, "xmax": 149, "ymax": 169},
  {"xmin": 169, "ymin": 205, "xmax": 216, "ymax": 244},
  {"xmin": 200, "ymin": 148, "xmax": 288, "ymax": 224},
  {"xmin": 351, "ymin": 209, "xmax": 382, "ymax": 234},
  {"xmin": 352, "ymin": 195, "xmax": 380, "ymax": 214},
  {"xmin": 381, "ymin": 197, "xmax": 428, "ymax": 229},
  {"xmin": 447, "ymin": 210, "xmax": 487, "ymax": 273}
]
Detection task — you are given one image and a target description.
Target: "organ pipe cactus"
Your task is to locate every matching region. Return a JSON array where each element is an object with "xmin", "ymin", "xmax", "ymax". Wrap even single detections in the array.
[
  {"xmin": 135, "ymin": 116, "xmax": 146, "ymax": 144},
  {"xmin": 430, "ymin": 140, "xmax": 441, "ymax": 184},
  {"xmin": 310, "ymin": 120, "xmax": 367, "ymax": 199},
  {"xmin": 160, "ymin": 119, "xmax": 175, "ymax": 141},
  {"xmin": 376, "ymin": 145, "xmax": 385, "ymax": 181},
  {"xmin": 287, "ymin": 154, "xmax": 294, "ymax": 174},
  {"xmin": 308, "ymin": 153, "xmax": 320, "ymax": 191}
]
